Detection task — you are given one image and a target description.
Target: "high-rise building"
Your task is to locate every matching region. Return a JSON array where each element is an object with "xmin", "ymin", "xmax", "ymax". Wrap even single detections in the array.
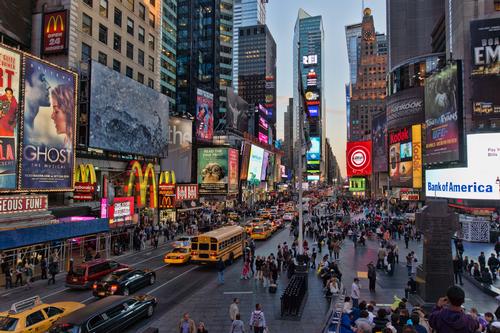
[
  {"xmin": 0, "ymin": 1, "xmax": 32, "ymax": 50},
  {"xmin": 237, "ymin": 24, "xmax": 277, "ymax": 143},
  {"xmin": 160, "ymin": 0, "xmax": 177, "ymax": 113},
  {"xmin": 293, "ymin": 9, "xmax": 325, "ymax": 182},
  {"xmin": 176, "ymin": 0, "xmax": 233, "ymax": 125},
  {"xmin": 345, "ymin": 23, "xmax": 362, "ymax": 84},
  {"xmin": 232, "ymin": 0, "xmax": 267, "ymax": 93},
  {"xmin": 283, "ymin": 97, "xmax": 294, "ymax": 177}
]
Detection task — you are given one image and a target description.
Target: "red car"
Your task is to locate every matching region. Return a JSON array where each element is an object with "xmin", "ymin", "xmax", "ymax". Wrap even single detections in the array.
[{"xmin": 66, "ymin": 259, "xmax": 129, "ymax": 289}]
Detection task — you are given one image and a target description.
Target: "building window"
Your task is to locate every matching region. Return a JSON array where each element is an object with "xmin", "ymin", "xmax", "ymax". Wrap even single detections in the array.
[
  {"xmin": 81, "ymin": 43, "xmax": 91, "ymax": 62},
  {"xmin": 98, "ymin": 24, "xmax": 108, "ymax": 44},
  {"xmin": 138, "ymin": 49, "xmax": 144, "ymax": 66},
  {"xmin": 138, "ymin": 26, "xmax": 145, "ymax": 43},
  {"xmin": 138, "ymin": 72, "xmax": 144, "ymax": 84},
  {"xmin": 124, "ymin": 0, "xmax": 134, "ymax": 11},
  {"xmin": 126, "ymin": 66, "xmax": 133, "ymax": 78},
  {"xmin": 148, "ymin": 11, "xmax": 155, "ymax": 28},
  {"xmin": 148, "ymin": 34, "xmax": 155, "ymax": 50},
  {"xmin": 148, "ymin": 78, "xmax": 154, "ymax": 88},
  {"xmin": 98, "ymin": 51, "xmax": 107, "ymax": 65},
  {"xmin": 148, "ymin": 56, "xmax": 154, "ymax": 71},
  {"xmin": 113, "ymin": 33, "xmax": 121, "ymax": 52},
  {"xmin": 82, "ymin": 13, "xmax": 92, "ymax": 36},
  {"xmin": 99, "ymin": 0, "xmax": 108, "ymax": 17},
  {"xmin": 126, "ymin": 42, "xmax": 134, "ymax": 59},
  {"xmin": 139, "ymin": 3, "xmax": 146, "ymax": 20},
  {"xmin": 83, "ymin": 0, "xmax": 92, "ymax": 7},
  {"xmin": 113, "ymin": 59, "xmax": 121, "ymax": 72},
  {"xmin": 496, "ymin": 0, "xmax": 500, "ymax": 10},
  {"xmin": 114, "ymin": 7, "xmax": 122, "ymax": 26},
  {"xmin": 127, "ymin": 17, "xmax": 134, "ymax": 35}
]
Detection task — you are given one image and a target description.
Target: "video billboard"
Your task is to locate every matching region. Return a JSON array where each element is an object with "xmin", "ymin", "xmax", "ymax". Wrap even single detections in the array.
[
  {"xmin": 228, "ymin": 148, "xmax": 239, "ymax": 193},
  {"xmin": 424, "ymin": 62, "xmax": 462, "ymax": 165},
  {"xmin": 346, "ymin": 141, "xmax": 372, "ymax": 177},
  {"xmin": 197, "ymin": 148, "xmax": 228, "ymax": 194},
  {"xmin": 260, "ymin": 151, "xmax": 269, "ymax": 181},
  {"xmin": 371, "ymin": 112, "xmax": 388, "ymax": 173},
  {"xmin": 0, "ymin": 45, "xmax": 21, "ymax": 190},
  {"xmin": 226, "ymin": 87, "xmax": 249, "ymax": 132},
  {"xmin": 307, "ymin": 137, "xmax": 321, "ymax": 161},
  {"xmin": 161, "ymin": 117, "xmax": 192, "ymax": 183},
  {"xmin": 196, "ymin": 88, "xmax": 214, "ymax": 142},
  {"xmin": 21, "ymin": 57, "xmax": 76, "ymax": 190},
  {"xmin": 240, "ymin": 143, "xmax": 251, "ymax": 180},
  {"xmin": 247, "ymin": 144, "xmax": 264, "ymax": 182},
  {"xmin": 388, "ymin": 125, "xmax": 422, "ymax": 188},
  {"xmin": 426, "ymin": 133, "xmax": 500, "ymax": 200},
  {"xmin": 349, "ymin": 178, "xmax": 366, "ymax": 192},
  {"xmin": 89, "ymin": 61, "xmax": 169, "ymax": 157},
  {"xmin": 470, "ymin": 18, "xmax": 500, "ymax": 76},
  {"xmin": 386, "ymin": 87, "xmax": 424, "ymax": 130}
]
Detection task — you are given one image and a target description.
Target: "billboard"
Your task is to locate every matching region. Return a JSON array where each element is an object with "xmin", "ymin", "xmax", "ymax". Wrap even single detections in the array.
[
  {"xmin": 228, "ymin": 148, "xmax": 239, "ymax": 192},
  {"xmin": 42, "ymin": 10, "xmax": 68, "ymax": 55},
  {"xmin": 197, "ymin": 148, "xmax": 228, "ymax": 194},
  {"xmin": 176, "ymin": 184, "xmax": 198, "ymax": 201},
  {"xmin": 386, "ymin": 87, "xmax": 424, "ymax": 129},
  {"xmin": 307, "ymin": 137, "xmax": 321, "ymax": 161},
  {"xmin": 470, "ymin": 18, "xmax": 500, "ymax": 76},
  {"xmin": 424, "ymin": 62, "xmax": 462, "ymax": 165},
  {"xmin": 161, "ymin": 117, "xmax": 192, "ymax": 183},
  {"xmin": 371, "ymin": 112, "xmax": 388, "ymax": 172},
  {"xmin": 257, "ymin": 104, "xmax": 269, "ymax": 144},
  {"xmin": 346, "ymin": 141, "xmax": 372, "ymax": 177},
  {"xmin": 89, "ymin": 61, "xmax": 169, "ymax": 157},
  {"xmin": 109, "ymin": 197, "xmax": 134, "ymax": 225},
  {"xmin": 247, "ymin": 144, "xmax": 264, "ymax": 182},
  {"xmin": 426, "ymin": 133, "xmax": 500, "ymax": 200},
  {"xmin": 240, "ymin": 143, "xmax": 251, "ymax": 181},
  {"xmin": 21, "ymin": 57, "xmax": 76, "ymax": 190},
  {"xmin": 0, "ymin": 195, "xmax": 48, "ymax": 214},
  {"xmin": 349, "ymin": 178, "xmax": 366, "ymax": 192},
  {"xmin": 226, "ymin": 87, "xmax": 249, "ymax": 132},
  {"xmin": 0, "ymin": 45, "xmax": 21, "ymax": 190},
  {"xmin": 196, "ymin": 88, "xmax": 214, "ymax": 142},
  {"xmin": 159, "ymin": 184, "xmax": 176, "ymax": 209},
  {"xmin": 281, "ymin": 165, "xmax": 287, "ymax": 178},
  {"xmin": 389, "ymin": 125, "xmax": 422, "ymax": 188},
  {"xmin": 260, "ymin": 151, "xmax": 269, "ymax": 181}
]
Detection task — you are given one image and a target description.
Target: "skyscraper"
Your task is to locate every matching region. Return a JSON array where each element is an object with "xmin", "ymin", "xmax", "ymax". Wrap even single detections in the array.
[
  {"xmin": 161, "ymin": 0, "xmax": 177, "ymax": 113},
  {"xmin": 345, "ymin": 23, "xmax": 362, "ymax": 84},
  {"xmin": 232, "ymin": 0, "xmax": 267, "ymax": 93},
  {"xmin": 293, "ymin": 9, "xmax": 325, "ymax": 182},
  {"xmin": 283, "ymin": 97, "xmax": 294, "ymax": 177}
]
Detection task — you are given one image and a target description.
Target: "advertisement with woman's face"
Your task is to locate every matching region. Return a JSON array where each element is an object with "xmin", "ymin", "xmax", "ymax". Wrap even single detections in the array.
[{"xmin": 21, "ymin": 57, "xmax": 76, "ymax": 190}]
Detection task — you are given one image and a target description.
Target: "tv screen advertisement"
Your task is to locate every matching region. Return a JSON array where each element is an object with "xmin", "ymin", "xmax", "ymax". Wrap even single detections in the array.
[
  {"xmin": 240, "ymin": 143, "xmax": 251, "ymax": 180},
  {"xmin": 307, "ymin": 137, "xmax": 321, "ymax": 161},
  {"xmin": 346, "ymin": 141, "xmax": 372, "ymax": 177},
  {"xmin": 197, "ymin": 148, "xmax": 228, "ymax": 194},
  {"xmin": 470, "ymin": 18, "xmax": 500, "ymax": 76},
  {"xmin": 424, "ymin": 62, "xmax": 463, "ymax": 165},
  {"xmin": 307, "ymin": 105, "xmax": 319, "ymax": 117},
  {"xmin": 0, "ymin": 45, "xmax": 21, "ymax": 190},
  {"xmin": 226, "ymin": 87, "xmax": 249, "ymax": 132},
  {"xmin": 247, "ymin": 144, "xmax": 264, "ymax": 182},
  {"xmin": 388, "ymin": 125, "xmax": 422, "ymax": 189},
  {"xmin": 371, "ymin": 112, "xmax": 388, "ymax": 173},
  {"xmin": 195, "ymin": 88, "xmax": 214, "ymax": 142},
  {"xmin": 161, "ymin": 117, "xmax": 192, "ymax": 183},
  {"xmin": 260, "ymin": 151, "xmax": 269, "ymax": 181},
  {"xmin": 21, "ymin": 56, "xmax": 77, "ymax": 190},
  {"xmin": 228, "ymin": 148, "xmax": 239, "ymax": 192}
]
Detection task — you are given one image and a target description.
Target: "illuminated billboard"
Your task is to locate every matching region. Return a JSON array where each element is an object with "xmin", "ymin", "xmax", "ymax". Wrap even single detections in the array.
[
  {"xmin": 389, "ymin": 125, "xmax": 422, "ymax": 189},
  {"xmin": 196, "ymin": 89, "xmax": 214, "ymax": 142},
  {"xmin": 307, "ymin": 137, "xmax": 320, "ymax": 161},
  {"xmin": 346, "ymin": 141, "xmax": 372, "ymax": 177},
  {"xmin": 42, "ymin": 10, "xmax": 68, "ymax": 54},
  {"xmin": 197, "ymin": 148, "xmax": 228, "ymax": 194},
  {"xmin": 247, "ymin": 145, "xmax": 264, "ymax": 182},
  {"xmin": 349, "ymin": 178, "xmax": 366, "ymax": 192},
  {"xmin": 371, "ymin": 112, "xmax": 388, "ymax": 173}
]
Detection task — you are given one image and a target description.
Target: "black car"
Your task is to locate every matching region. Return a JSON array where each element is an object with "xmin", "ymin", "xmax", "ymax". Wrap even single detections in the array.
[
  {"xmin": 49, "ymin": 295, "xmax": 157, "ymax": 333},
  {"xmin": 92, "ymin": 268, "xmax": 155, "ymax": 297}
]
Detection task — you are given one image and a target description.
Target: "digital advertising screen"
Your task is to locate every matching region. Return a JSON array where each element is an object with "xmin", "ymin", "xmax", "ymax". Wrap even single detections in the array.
[
  {"xmin": 346, "ymin": 141, "xmax": 372, "ymax": 177},
  {"xmin": 307, "ymin": 105, "xmax": 319, "ymax": 117},
  {"xmin": 260, "ymin": 151, "xmax": 269, "ymax": 181},
  {"xmin": 0, "ymin": 45, "xmax": 21, "ymax": 190},
  {"xmin": 240, "ymin": 143, "xmax": 251, "ymax": 181},
  {"xmin": 307, "ymin": 137, "xmax": 321, "ymax": 161},
  {"xmin": 389, "ymin": 125, "xmax": 422, "ymax": 189},
  {"xmin": 228, "ymin": 148, "xmax": 239, "ymax": 192},
  {"xmin": 470, "ymin": 18, "xmax": 500, "ymax": 76},
  {"xmin": 371, "ymin": 112, "xmax": 388, "ymax": 173},
  {"xmin": 349, "ymin": 177, "xmax": 366, "ymax": 192},
  {"xmin": 195, "ymin": 88, "xmax": 214, "ymax": 142},
  {"xmin": 247, "ymin": 144, "xmax": 264, "ymax": 182},
  {"xmin": 21, "ymin": 56, "xmax": 76, "ymax": 190},
  {"xmin": 197, "ymin": 148, "xmax": 228, "ymax": 194}
]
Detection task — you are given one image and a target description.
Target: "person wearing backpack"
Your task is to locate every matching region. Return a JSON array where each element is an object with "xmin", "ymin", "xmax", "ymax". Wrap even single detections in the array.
[{"xmin": 249, "ymin": 303, "xmax": 267, "ymax": 333}]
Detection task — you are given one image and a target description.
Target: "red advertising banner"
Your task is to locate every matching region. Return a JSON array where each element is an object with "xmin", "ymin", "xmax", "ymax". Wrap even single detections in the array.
[
  {"xmin": 74, "ymin": 182, "xmax": 95, "ymax": 201},
  {"xmin": 42, "ymin": 11, "xmax": 68, "ymax": 54},
  {"xmin": 159, "ymin": 184, "xmax": 176, "ymax": 209},
  {"xmin": 0, "ymin": 195, "xmax": 48, "ymax": 214},
  {"xmin": 176, "ymin": 184, "xmax": 198, "ymax": 201},
  {"xmin": 228, "ymin": 148, "xmax": 239, "ymax": 192},
  {"xmin": 346, "ymin": 141, "xmax": 372, "ymax": 177},
  {"xmin": 109, "ymin": 197, "xmax": 134, "ymax": 224}
]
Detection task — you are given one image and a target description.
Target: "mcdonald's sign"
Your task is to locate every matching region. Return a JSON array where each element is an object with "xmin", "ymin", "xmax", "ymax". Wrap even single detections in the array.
[
  {"xmin": 42, "ymin": 10, "xmax": 68, "ymax": 54},
  {"xmin": 159, "ymin": 170, "xmax": 176, "ymax": 209},
  {"xmin": 124, "ymin": 161, "xmax": 157, "ymax": 208},
  {"xmin": 73, "ymin": 164, "xmax": 97, "ymax": 201}
]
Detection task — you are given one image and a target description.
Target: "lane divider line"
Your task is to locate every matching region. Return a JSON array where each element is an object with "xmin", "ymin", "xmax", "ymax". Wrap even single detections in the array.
[{"xmin": 148, "ymin": 266, "xmax": 198, "ymax": 295}]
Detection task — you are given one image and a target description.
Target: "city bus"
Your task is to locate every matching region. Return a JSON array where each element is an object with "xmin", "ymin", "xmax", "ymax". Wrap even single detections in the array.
[{"xmin": 190, "ymin": 226, "xmax": 245, "ymax": 265}]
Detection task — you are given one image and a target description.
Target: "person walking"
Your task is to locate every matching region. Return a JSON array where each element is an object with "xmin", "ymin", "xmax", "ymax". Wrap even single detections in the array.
[
  {"xmin": 196, "ymin": 322, "xmax": 208, "ymax": 333},
  {"xmin": 367, "ymin": 262, "xmax": 377, "ymax": 292},
  {"xmin": 217, "ymin": 258, "xmax": 226, "ymax": 285},
  {"xmin": 230, "ymin": 313, "xmax": 245, "ymax": 333},
  {"xmin": 40, "ymin": 257, "xmax": 47, "ymax": 280},
  {"xmin": 351, "ymin": 278, "xmax": 361, "ymax": 308},
  {"xmin": 14, "ymin": 262, "xmax": 23, "ymax": 287},
  {"xmin": 453, "ymin": 255, "xmax": 464, "ymax": 286},
  {"xmin": 24, "ymin": 261, "xmax": 33, "ymax": 290},
  {"xmin": 249, "ymin": 304, "xmax": 266, "ymax": 333},
  {"xmin": 4, "ymin": 264, "xmax": 12, "ymax": 289},
  {"xmin": 179, "ymin": 313, "xmax": 196, "ymax": 333},
  {"xmin": 229, "ymin": 298, "xmax": 240, "ymax": 322},
  {"xmin": 48, "ymin": 260, "xmax": 58, "ymax": 285}
]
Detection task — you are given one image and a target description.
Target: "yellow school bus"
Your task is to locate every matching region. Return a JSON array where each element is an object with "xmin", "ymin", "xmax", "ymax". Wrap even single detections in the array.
[{"xmin": 190, "ymin": 226, "xmax": 245, "ymax": 265}]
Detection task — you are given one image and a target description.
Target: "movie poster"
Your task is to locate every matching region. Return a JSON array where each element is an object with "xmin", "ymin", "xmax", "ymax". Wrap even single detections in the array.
[
  {"xmin": 197, "ymin": 148, "xmax": 228, "ymax": 194},
  {"xmin": 196, "ymin": 88, "xmax": 214, "ymax": 142},
  {"xmin": 21, "ymin": 57, "xmax": 76, "ymax": 190},
  {"xmin": 228, "ymin": 148, "xmax": 239, "ymax": 193},
  {"xmin": 0, "ymin": 45, "xmax": 21, "ymax": 189}
]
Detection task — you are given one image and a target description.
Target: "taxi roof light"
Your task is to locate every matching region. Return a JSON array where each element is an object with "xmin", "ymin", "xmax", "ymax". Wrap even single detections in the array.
[{"xmin": 9, "ymin": 296, "xmax": 42, "ymax": 314}]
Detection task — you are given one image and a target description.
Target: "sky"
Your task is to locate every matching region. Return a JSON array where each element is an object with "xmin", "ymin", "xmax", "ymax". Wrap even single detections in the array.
[{"xmin": 267, "ymin": 0, "xmax": 387, "ymax": 177}]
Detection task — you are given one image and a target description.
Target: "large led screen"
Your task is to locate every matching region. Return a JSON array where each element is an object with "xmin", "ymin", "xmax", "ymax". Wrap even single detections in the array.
[
  {"xmin": 89, "ymin": 61, "xmax": 169, "ymax": 157},
  {"xmin": 307, "ymin": 137, "xmax": 321, "ymax": 161},
  {"xmin": 196, "ymin": 88, "xmax": 214, "ymax": 142},
  {"xmin": 371, "ymin": 112, "xmax": 388, "ymax": 173},
  {"xmin": 226, "ymin": 87, "xmax": 249, "ymax": 132},
  {"xmin": 389, "ymin": 125, "xmax": 422, "ymax": 189},
  {"xmin": 21, "ymin": 57, "xmax": 76, "ymax": 190},
  {"xmin": 198, "ymin": 148, "xmax": 228, "ymax": 194},
  {"xmin": 247, "ymin": 145, "xmax": 264, "ymax": 182},
  {"xmin": 161, "ymin": 117, "xmax": 192, "ymax": 183}
]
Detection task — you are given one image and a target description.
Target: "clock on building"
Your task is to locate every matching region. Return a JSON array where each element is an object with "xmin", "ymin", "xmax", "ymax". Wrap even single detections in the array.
[{"xmin": 363, "ymin": 30, "xmax": 373, "ymax": 41}]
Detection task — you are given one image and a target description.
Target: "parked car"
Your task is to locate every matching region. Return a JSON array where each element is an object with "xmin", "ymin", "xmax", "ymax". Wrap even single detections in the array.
[
  {"xmin": 49, "ymin": 295, "xmax": 157, "ymax": 333},
  {"xmin": 92, "ymin": 268, "xmax": 156, "ymax": 297},
  {"xmin": 66, "ymin": 259, "xmax": 128, "ymax": 289}
]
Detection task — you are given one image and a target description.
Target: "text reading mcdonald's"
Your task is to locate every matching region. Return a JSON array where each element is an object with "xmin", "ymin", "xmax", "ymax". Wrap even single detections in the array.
[{"xmin": 43, "ymin": 11, "xmax": 68, "ymax": 54}]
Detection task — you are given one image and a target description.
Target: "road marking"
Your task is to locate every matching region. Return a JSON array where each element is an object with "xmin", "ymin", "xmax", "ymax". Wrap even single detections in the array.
[
  {"xmin": 82, "ymin": 296, "xmax": 95, "ymax": 304},
  {"xmin": 223, "ymin": 291, "xmax": 254, "ymax": 295},
  {"xmin": 148, "ymin": 266, "xmax": 198, "ymax": 295},
  {"xmin": 153, "ymin": 264, "xmax": 168, "ymax": 271},
  {"xmin": 131, "ymin": 252, "xmax": 168, "ymax": 266},
  {"xmin": 1, "ymin": 293, "xmax": 11, "ymax": 297},
  {"xmin": 41, "ymin": 288, "xmax": 69, "ymax": 300}
]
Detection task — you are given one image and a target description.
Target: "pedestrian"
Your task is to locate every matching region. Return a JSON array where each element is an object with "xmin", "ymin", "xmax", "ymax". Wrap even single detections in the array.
[
  {"xmin": 40, "ymin": 257, "xmax": 47, "ymax": 280},
  {"xmin": 197, "ymin": 322, "xmax": 208, "ymax": 333},
  {"xmin": 479, "ymin": 252, "xmax": 486, "ymax": 270},
  {"xmin": 217, "ymin": 258, "xmax": 226, "ymax": 285},
  {"xmin": 367, "ymin": 262, "xmax": 377, "ymax": 292},
  {"xmin": 351, "ymin": 278, "xmax": 361, "ymax": 308},
  {"xmin": 48, "ymin": 260, "xmax": 58, "ymax": 285},
  {"xmin": 453, "ymin": 255, "xmax": 464, "ymax": 285},
  {"xmin": 179, "ymin": 313, "xmax": 196, "ymax": 333},
  {"xmin": 230, "ymin": 313, "xmax": 246, "ymax": 333},
  {"xmin": 24, "ymin": 261, "xmax": 33, "ymax": 290},
  {"xmin": 404, "ymin": 233, "xmax": 410, "ymax": 249},
  {"xmin": 311, "ymin": 248, "xmax": 317, "ymax": 269},
  {"xmin": 488, "ymin": 254, "xmax": 499, "ymax": 280},
  {"xmin": 229, "ymin": 298, "xmax": 240, "ymax": 322},
  {"xmin": 4, "ymin": 264, "xmax": 12, "ymax": 289},
  {"xmin": 241, "ymin": 258, "xmax": 250, "ymax": 280},
  {"xmin": 249, "ymin": 303, "xmax": 266, "ymax": 333},
  {"xmin": 14, "ymin": 262, "xmax": 23, "ymax": 287},
  {"xmin": 406, "ymin": 252, "xmax": 413, "ymax": 277}
]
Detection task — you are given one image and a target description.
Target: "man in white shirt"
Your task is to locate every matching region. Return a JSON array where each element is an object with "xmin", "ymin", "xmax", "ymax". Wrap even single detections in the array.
[
  {"xmin": 351, "ymin": 278, "xmax": 361, "ymax": 308},
  {"xmin": 229, "ymin": 298, "xmax": 240, "ymax": 322}
]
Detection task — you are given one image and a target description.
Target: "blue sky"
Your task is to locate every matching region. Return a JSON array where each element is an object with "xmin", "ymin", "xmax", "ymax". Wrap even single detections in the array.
[{"xmin": 267, "ymin": 0, "xmax": 386, "ymax": 177}]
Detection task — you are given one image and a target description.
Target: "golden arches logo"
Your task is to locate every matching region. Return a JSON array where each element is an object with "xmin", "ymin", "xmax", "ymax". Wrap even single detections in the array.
[
  {"xmin": 74, "ymin": 164, "xmax": 97, "ymax": 184},
  {"xmin": 46, "ymin": 14, "xmax": 65, "ymax": 33},
  {"xmin": 126, "ymin": 161, "xmax": 158, "ymax": 208},
  {"xmin": 159, "ymin": 171, "xmax": 176, "ymax": 185}
]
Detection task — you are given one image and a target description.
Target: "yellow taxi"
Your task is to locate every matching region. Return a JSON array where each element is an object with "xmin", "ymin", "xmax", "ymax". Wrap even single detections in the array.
[
  {"xmin": 0, "ymin": 296, "xmax": 84, "ymax": 333},
  {"xmin": 250, "ymin": 225, "xmax": 273, "ymax": 240},
  {"xmin": 163, "ymin": 246, "xmax": 191, "ymax": 264}
]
